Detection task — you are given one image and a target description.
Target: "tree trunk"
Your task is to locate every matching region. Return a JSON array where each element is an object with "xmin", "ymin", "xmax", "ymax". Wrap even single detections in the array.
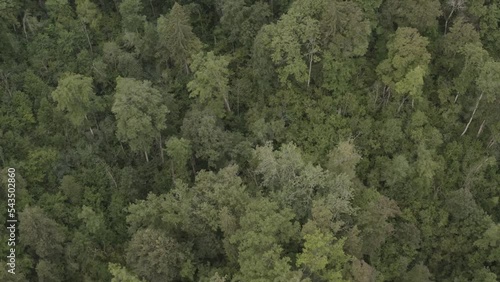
[
  {"xmin": 149, "ymin": 0, "xmax": 156, "ymax": 17},
  {"xmin": 397, "ymin": 96, "xmax": 407, "ymax": 112},
  {"xmin": 144, "ymin": 150, "xmax": 149, "ymax": 162},
  {"xmin": 223, "ymin": 96, "xmax": 232, "ymax": 113},
  {"xmin": 85, "ymin": 115, "xmax": 94, "ymax": 136},
  {"xmin": 22, "ymin": 12, "xmax": 28, "ymax": 39},
  {"xmin": 104, "ymin": 164, "xmax": 118, "ymax": 188},
  {"xmin": 190, "ymin": 156, "xmax": 196, "ymax": 176},
  {"xmin": 81, "ymin": 21, "xmax": 93, "ymax": 52},
  {"xmin": 477, "ymin": 120, "xmax": 486, "ymax": 137},
  {"xmin": 307, "ymin": 52, "xmax": 313, "ymax": 88},
  {"xmin": 444, "ymin": 7, "xmax": 455, "ymax": 35},
  {"xmin": 461, "ymin": 92, "xmax": 483, "ymax": 136},
  {"xmin": 159, "ymin": 134, "xmax": 164, "ymax": 164},
  {"xmin": 170, "ymin": 159, "xmax": 175, "ymax": 180}
]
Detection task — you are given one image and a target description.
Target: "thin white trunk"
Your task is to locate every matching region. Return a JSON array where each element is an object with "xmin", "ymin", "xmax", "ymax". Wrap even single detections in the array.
[
  {"xmin": 81, "ymin": 21, "xmax": 93, "ymax": 52},
  {"xmin": 397, "ymin": 96, "xmax": 407, "ymax": 112},
  {"xmin": 444, "ymin": 7, "xmax": 455, "ymax": 35},
  {"xmin": 461, "ymin": 92, "xmax": 483, "ymax": 136},
  {"xmin": 159, "ymin": 134, "xmax": 164, "ymax": 163},
  {"xmin": 307, "ymin": 53, "xmax": 313, "ymax": 88},
  {"xmin": 85, "ymin": 115, "xmax": 94, "ymax": 136},
  {"xmin": 477, "ymin": 120, "xmax": 486, "ymax": 137},
  {"xmin": 144, "ymin": 150, "xmax": 149, "ymax": 162},
  {"xmin": 223, "ymin": 96, "xmax": 232, "ymax": 113}
]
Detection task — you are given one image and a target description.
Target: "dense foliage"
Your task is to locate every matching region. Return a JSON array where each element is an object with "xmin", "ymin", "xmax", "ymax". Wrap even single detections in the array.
[{"xmin": 1, "ymin": 0, "xmax": 500, "ymax": 281}]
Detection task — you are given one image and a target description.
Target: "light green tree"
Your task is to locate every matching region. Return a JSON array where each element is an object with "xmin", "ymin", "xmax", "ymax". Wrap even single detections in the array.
[
  {"xmin": 108, "ymin": 263, "xmax": 144, "ymax": 282},
  {"xmin": 297, "ymin": 227, "xmax": 350, "ymax": 281},
  {"xmin": 51, "ymin": 73, "xmax": 95, "ymax": 134},
  {"xmin": 76, "ymin": 0, "xmax": 101, "ymax": 51},
  {"xmin": 165, "ymin": 137, "xmax": 192, "ymax": 181},
  {"xmin": 229, "ymin": 198, "xmax": 301, "ymax": 281},
  {"xmin": 376, "ymin": 27, "xmax": 431, "ymax": 103},
  {"xmin": 188, "ymin": 52, "xmax": 231, "ymax": 116},
  {"xmin": 259, "ymin": 10, "xmax": 320, "ymax": 87},
  {"xmin": 112, "ymin": 77, "xmax": 168, "ymax": 162},
  {"xmin": 118, "ymin": 0, "xmax": 145, "ymax": 33}
]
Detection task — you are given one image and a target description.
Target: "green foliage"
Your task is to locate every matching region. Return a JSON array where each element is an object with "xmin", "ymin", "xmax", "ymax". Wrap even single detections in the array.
[
  {"xmin": 188, "ymin": 52, "xmax": 231, "ymax": 116},
  {"xmin": 376, "ymin": 27, "xmax": 431, "ymax": 100},
  {"xmin": 112, "ymin": 77, "xmax": 168, "ymax": 157},
  {"xmin": 5, "ymin": 1, "xmax": 500, "ymax": 281},
  {"xmin": 157, "ymin": 3, "xmax": 201, "ymax": 70},
  {"xmin": 320, "ymin": 1, "xmax": 371, "ymax": 57},
  {"xmin": 109, "ymin": 263, "xmax": 145, "ymax": 282},
  {"xmin": 165, "ymin": 136, "xmax": 192, "ymax": 181},
  {"xmin": 119, "ymin": 0, "xmax": 145, "ymax": 32},
  {"xmin": 381, "ymin": 0, "xmax": 442, "ymax": 32},
  {"xmin": 51, "ymin": 73, "xmax": 95, "ymax": 127},
  {"xmin": 297, "ymin": 227, "xmax": 350, "ymax": 281},
  {"xmin": 253, "ymin": 142, "xmax": 354, "ymax": 221},
  {"xmin": 126, "ymin": 228, "xmax": 194, "ymax": 281},
  {"xmin": 219, "ymin": 0, "xmax": 271, "ymax": 49},
  {"xmin": 230, "ymin": 198, "xmax": 300, "ymax": 281},
  {"xmin": 19, "ymin": 206, "xmax": 66, "ymax": 261},
  {"xmin": 76, "ymin": 0, "xmax": 101, "ymax": 29}
]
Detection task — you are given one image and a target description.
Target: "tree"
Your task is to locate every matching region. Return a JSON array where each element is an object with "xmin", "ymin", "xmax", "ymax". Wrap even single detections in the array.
[
  {"xmin": 191, "ymin": 165, "xmax": 249, "ymax": 231},
  {"xmin": 258, "ymin": 8, "xmax": 321, "ymax": 87},
  {"xmin": 126, "ymin": 228, "xmax": 194, "ymax": 281},
  {"xmin": 109, "ymin": 263, "xmax": 145, "ymax": 282},
  {"xmin": 381, "ymin": 0, "xmax": 442, "ymax": 32},
  {"xmin": 357, "ymin": 190, "xmax": 401, "ymax": 257},
  {"xmin": 76, "ymin": 0, "xmax": 101, "ymax": 52},
  {"xmin": 320, "ymin": 1, "xmax": 371, "ymax": 58},
  {"xmin": 376, "ymin": 27, "xmax": 431, "ymax": 103},
  {"xmin": 19, "ymin": 206, "xmax": 66, "ymax": 260},
  {"xmin": 297, "ymin": 227, "xmax": 350, "ymax": 281},
  {"xmin": 444, "ymin": 0, "xmax": 466, "ymax": 34},
  {"xmin": 157, "ymin": 3, "xmax": 202, "ymax": 73},
  {"xmin": 440, "ymin": 18, "xmax": 481, "ymax": 72},
  {"xmin": 119, "ymin": 0, "xmax": 145, "ymax": 33},
  {"xmin": 188, "ymin": 52, "xmax": 232, "ymax": 116},
  {"xmin": 253, "ymin": 142, "xmax": 354, "ymax": 222},
  {"xmin": 165, "ymin": 137, "xmax": 192, "ymax": 181},
  {"xmin": 218, "ymin": 0, "xmax": 271, "ymax": 50},
  {"xmin": 229, "ymin": 198, "xmax": 300, "ymax": 281},
  {"xmin": 112, "ymin": 77, "xmax": 168, "ymax": 162},
  {"xmin": 326, "ymin": 140, "xmax": 362, "ymax": 180},
  {"xmin": 181, "ymin": 108, "xmax": 229, "ymax": 167},
  {"xmin": 460, "ymin": 59, "xmax": 500, "ymax": 136},
  {"xmin": 51, "ymin": 73, "xmax": 96, "ymax": 134}
]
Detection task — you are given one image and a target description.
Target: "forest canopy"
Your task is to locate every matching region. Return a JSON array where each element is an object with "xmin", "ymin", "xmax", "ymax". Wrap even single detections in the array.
[{"xmin": 1, "ymin": 0, "xmax": 500, "ymax": 281}]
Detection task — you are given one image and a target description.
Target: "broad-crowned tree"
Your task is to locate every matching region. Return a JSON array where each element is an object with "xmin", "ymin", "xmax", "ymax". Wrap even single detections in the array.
[
  {"xmin": 381, "ymin": 0, "xmax": 441, "ymax": 33},
  {"xmin": 253, "ymin": 142, "xmax": 354, "ymax": 223},
  {"xmin": 188, "ymin": 52, "xmax": 231, "ymax": 116},
  {"xmin": 112, "ymin": 77, "xmax": 168, "ymax": 162},
  {"xmin": 376, "ymin": 27, "xmax": 431, "ymax": 103},
  {"xmin": 297, "ymin": 226, "xmax": 350, "ymax": 281},
  {"xmin": 76, "ymin": 0, "xmax": 101, "ymax": 52},
  {"xmin": 258, "ymin": 8, "xmax": 320, "ymax": 88},
  {"xmin": 126, "ymin": 228, "xmax": 194, "ymax": 281},
  {"xmin": 229, "ymin": 198, "xmax": 301, "ymax": 281},
  {"xmin": 119, "ymin": 0, "xmax": 145, "ymax": 33},
  {"xmin": 181, "ymin": 108, "xmax": 230, "ymax": 167},
  {"xmin": 51, "ymin": 73, "xmax": 96, "ymax": 134},
  {"xmin": 109, "ymin": 263, "xmax": 144, "ymax": 282},
  {"xmin": 218, "ymin": 0, "xmax": 271, "ymax": 50}
]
